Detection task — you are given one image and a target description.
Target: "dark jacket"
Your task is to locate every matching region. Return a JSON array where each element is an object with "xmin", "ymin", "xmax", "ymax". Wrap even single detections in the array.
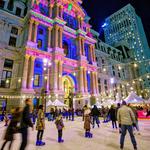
[
  {"xmin": 20, "ymin": 104, "xmax": 33, "ymax": 129},
  {"xmin": 91, "ymin": 106, "xmax": 99, "ymax": 116},
  {"xmin": 108, "ymin": 108, "xmax": 117, "ymax": 121},
  {"xmin": 4, "ymin": 111, "xmax": 21, "ymax": 141}
]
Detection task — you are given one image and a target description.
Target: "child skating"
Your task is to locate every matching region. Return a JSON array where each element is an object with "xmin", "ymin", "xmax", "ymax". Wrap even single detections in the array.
[
  {"xmin": 55, "ymin": 114, "xmax": 64, "ymax": 143},
  {"xmin": 84, "ymin": 108, "xmax": 93, "ymax": 138}
]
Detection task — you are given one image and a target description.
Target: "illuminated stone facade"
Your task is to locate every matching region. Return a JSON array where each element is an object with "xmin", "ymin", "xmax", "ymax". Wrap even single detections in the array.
[{"xmin": 0, "ymin": 0, "xmax": 99, "ymax": 110}]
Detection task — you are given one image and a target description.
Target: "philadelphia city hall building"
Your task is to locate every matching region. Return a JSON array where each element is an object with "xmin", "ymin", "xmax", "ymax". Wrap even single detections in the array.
[{"xmin": 0, "ymin": 0, "xmax": 99, "ymax": 111}]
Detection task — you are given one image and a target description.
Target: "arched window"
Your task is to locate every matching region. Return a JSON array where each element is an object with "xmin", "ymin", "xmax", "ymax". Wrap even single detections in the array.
[{"xmin": 63, "ymin": 41, "xmax": 69, "ymax": 56}]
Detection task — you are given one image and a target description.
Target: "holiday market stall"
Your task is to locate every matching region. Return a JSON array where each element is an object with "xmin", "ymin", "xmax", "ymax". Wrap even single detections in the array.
[{"xmin": 125, "ymin": 92, "xmax": 150, "ymax": 119}]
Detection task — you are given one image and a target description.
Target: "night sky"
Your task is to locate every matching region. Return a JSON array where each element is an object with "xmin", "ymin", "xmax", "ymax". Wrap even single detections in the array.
[{"xmin": 82, "ymin": 0, "xmax": 150, "ymax": 46}]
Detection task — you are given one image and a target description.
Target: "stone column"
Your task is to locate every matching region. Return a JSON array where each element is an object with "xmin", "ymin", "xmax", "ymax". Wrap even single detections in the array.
[
  {"xmin": 59, "ymin": 28, "xmax": 63, "ymax": 48},
  {"xmin": 58, "ymin": 61, "xmax": 63, "ymax": 91},
  {"xmin": 81, "ymin": 38, "xmax": 85, "ymax": 56},
  {"xmin": 92, "ymin": 45, "xmax": 96, "ymax": 62},
  {"xmin": 52, "ymin": 60, "xmax": 58, "ymax": 90},
  {"xmin": 89, "ymin": 45, "xmax": 93, "ymax": 62},
  {"xmin": 77, "ymin": 37, "xmax": 82, "ymax": 56},
  {"xmin": 46, "ymin": 67, "xmax": 50, "ymax": 92},
  {"xmin": 27, "ymin": 56, "xmax": 35, "ymax": 89},
  {"xmin": 49, "ymin": 4, "xmax": 53, "ymax": 18},
  {"xmin": 95, "ymin": 72, "xmax": 99, "ymax": 94},
  {"xmin": 60, "ymin": 5, "xmax": 63, "ymax": 18},
  {"xmin": 83, "ymin": 68, "xmax": 88, "ymax": 93},
  {"xmin": 80, "ymin": 17, "xmax": 83, "ymax": 30},
  {"xmin": 28, "ymin": 20, "xmax": 34, "ymax": 41},
  {"xmin": 48, "ymin": 27, "xmax": 52, "ymax": 48},
  {"xmin": 54, "ymin": 25, "xmax": 59, "ymax": 47},
  {"xmin": 33, "ymin": 22, "xmax": 39, "ymax": 43},
  {"xmin": 78, "ymin": 67, "xmax": 84, "ymax": 93},
  {"xmin": 22, "ymin": 55, "xmax": 30, "ymax": 89},
  {"xmin": 91, "ymin": 72, "xmax": 96, "ymax": 94},
  {"xmin": 77, "ymin": 16, "xmax": 81, "ymax": 29}
]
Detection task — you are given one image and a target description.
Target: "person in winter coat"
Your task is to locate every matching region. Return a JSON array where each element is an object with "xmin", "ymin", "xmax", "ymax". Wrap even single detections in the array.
[
  {"xmin": 108, "ymin": 105, "xmax": 117, "ymax": 129},
  {"xmin": 84, "ymin": 108, "xmax": 93, "ymax": 138},
  {"xmin": 91, "ymin": 105, "xmax": 100, "ymax": 128},
  {"xmin": 36, "ymin": 105, "xmax": 45, "ymax": 146},
  {"xmin": 117, "ymin": 101, "xmax": 137, "ymax": 150},
  {"xmin": 19, "ymin": 98, "xmax": 34, "ymax": 150},
  {"xmin": 55, "ymin": 114, "xmax": 64, "ymax": 143},
  {"xmin": 1, "ymin": 107, "xmax": 21, "ymax": 150}
]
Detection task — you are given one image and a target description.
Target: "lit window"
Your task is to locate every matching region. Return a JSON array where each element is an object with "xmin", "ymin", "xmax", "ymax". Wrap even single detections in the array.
[
  {"xmin": 34, "ymin": 74, "xmax": 40, "ymax": 86},
  {"xmin": 37, "ymin": 39, "xmax": 42, "ymax": 48}
]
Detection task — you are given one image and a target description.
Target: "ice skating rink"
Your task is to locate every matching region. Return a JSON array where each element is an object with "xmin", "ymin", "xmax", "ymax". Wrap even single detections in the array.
[{"xmin": 0, "ymin": 117, "xmax": 149, "ymax": 150}]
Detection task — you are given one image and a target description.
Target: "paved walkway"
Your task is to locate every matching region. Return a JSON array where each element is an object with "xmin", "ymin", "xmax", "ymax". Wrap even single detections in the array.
[{"xmin": 0, "ymin": 118, "xmax": 149, "ymax": 150}]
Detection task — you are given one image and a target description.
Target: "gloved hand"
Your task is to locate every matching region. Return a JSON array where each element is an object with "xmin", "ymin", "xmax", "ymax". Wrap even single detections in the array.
[
  {"xmin": 132, "ymin": 123, "xmax": 136, "ymax": 127},
  {"xmin": 119, "ymin": 124, "xmax": 121, "ymax": 128}
]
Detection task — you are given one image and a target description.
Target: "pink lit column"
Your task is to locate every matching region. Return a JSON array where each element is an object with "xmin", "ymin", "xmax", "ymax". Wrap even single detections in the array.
[
  {"xmin": 27, "ymin": 56, "xmax": 35, "ymax": 89},
  {"xmin": 52, "ymin": 60, "xmax": 58, "ymax": 90},
  {"xmin": 48, "ymin": 27, "xmax": 52, "ymax": 48},
  {"xmin": 33, "ymin": 22, "xmax": 39, "ymax": 43},
  {"xmin": 78, "ymin": 67, "xmax": 84, "ymax": 93},
  {"xmin": 89, "ymin": 45, "xmax": 93, "ymax": 62},
  {"xmin": 22, "ymin": 55, "xmax": 30, "ymax": 89},
  {"xmin": 28, "ymin": 20, "xmax": 34, "ymax": 41},
  {"xmin": 49, "ymin": 4, "xmax": 53, "ymax": 18},
  {"xmin": 58, "ymin": 61, "xmax": 63, "ymax": 91},
  {"xmin": 54, "ymin": 25, "xmax": 59, "ymax": 47},
  {"xmin": 59, "ymin": 28, "xmax": 63, "ymax": 48},
  {"xmin": 83, "ymin": 68, "xmax": 88, "ymax": 93}
]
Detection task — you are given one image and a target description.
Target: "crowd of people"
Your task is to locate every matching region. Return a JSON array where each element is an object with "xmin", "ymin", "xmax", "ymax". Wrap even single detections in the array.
[{"xmin": 0, "ymin": 98, "xmax": 150, "ymax": 150}]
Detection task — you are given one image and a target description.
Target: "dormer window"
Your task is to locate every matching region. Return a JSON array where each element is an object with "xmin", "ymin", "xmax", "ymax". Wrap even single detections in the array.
[{"xmin": 16, "ymin": 7, "xmax": 21, "ymax": 17}]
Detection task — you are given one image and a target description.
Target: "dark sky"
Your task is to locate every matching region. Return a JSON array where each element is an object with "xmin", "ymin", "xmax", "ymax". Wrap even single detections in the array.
[{"xmin": 82, "ymin": 0, "xmax": 150, "ymax": 46}]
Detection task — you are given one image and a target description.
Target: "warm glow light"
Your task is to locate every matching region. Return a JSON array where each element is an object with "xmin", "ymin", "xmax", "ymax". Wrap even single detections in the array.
[
  {"xmin": 110, "ymin": 78, "xmax": 114, "ymax": 84},
  {"xmin": 132, "ymin": 81, "xmax": 135, "ymax": 84},
  {"xmin": 6, "ymin": 79, "xmax": 9, "ymax": 83},
  {"xmin": 18, "ymin": 78, "xmax": 21, "ymax": 82},
  {"xmin": 134, "ymin": 63, "xmax": 138, "ymax": 68},
  {"xmin": 147, "ymin": 75, "xmax": 150, "ymax": 79},
  {"xmin": 44, "ymin": 76, "xmax": 47, "ymax": 80},
  {"xmin": 43, "ymin": 58, "xmax": 48, "ymax": 63},
  {"xmin": 118, "ymin": 66, "xmax": 122, "ymax": 70},
  {"xmin": 103, "ymin": 68, "xmax": 106, "ymax": 72}
]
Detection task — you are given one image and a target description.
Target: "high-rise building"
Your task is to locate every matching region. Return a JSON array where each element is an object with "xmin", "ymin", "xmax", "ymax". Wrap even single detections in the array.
[
  {"xmin": 103, "ymin": 4, "xmax": 150, "ymax": 61},
  {"xmin": 0, "ymin": 0, "xmax": 99, "ymax": 111},
  {"xmin": 103, "ymin": 4, "xmax": 150, "ymax": 96}
]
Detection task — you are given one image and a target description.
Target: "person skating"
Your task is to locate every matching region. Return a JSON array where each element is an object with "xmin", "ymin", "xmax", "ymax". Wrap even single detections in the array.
[
  {"xmin": 36, "ymin": 105, "xmax": 45, "ymax": 146},
  {"xmin": 84, "ymin": 108, "xmax": 93, "ymax": 138},
  {"xmin": 19, "ymin": 98, "xmax": 34, "ymax": 150},
  {"xmin": 4, "ymin": 112, "xmax": 9, "ymax": 126},
  {"xmin": 108, "ymin": 105, "xmax": 117, "ymax": 129},
  {"xmin": 117, "ymin": 101, "xmax": 137, "ymax": 150},
  {"xmin": 91, "ymin": 105, "xmax": 100, "ymax": 128},
  {"xmin": 55, "ymin": 114, "xmax": 65, "ymax": 143},
  {"xmin": 1, "ymin": 107, "xmax": 21, "ymax": 150}
]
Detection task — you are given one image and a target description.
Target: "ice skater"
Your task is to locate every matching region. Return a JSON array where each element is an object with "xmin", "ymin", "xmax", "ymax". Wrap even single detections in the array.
[
  {"xmin": 55, "ymin": 114, "xmax": 65, "ymax": 143},
  {"xmin": 84, "ymin": 108, "xmax": 93, "ymax": 138}
]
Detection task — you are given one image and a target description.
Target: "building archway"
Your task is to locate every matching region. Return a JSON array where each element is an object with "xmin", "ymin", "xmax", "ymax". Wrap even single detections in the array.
[{"xmin": 62, "ymin": 75, "xmax": 75, "ymax": 107}]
